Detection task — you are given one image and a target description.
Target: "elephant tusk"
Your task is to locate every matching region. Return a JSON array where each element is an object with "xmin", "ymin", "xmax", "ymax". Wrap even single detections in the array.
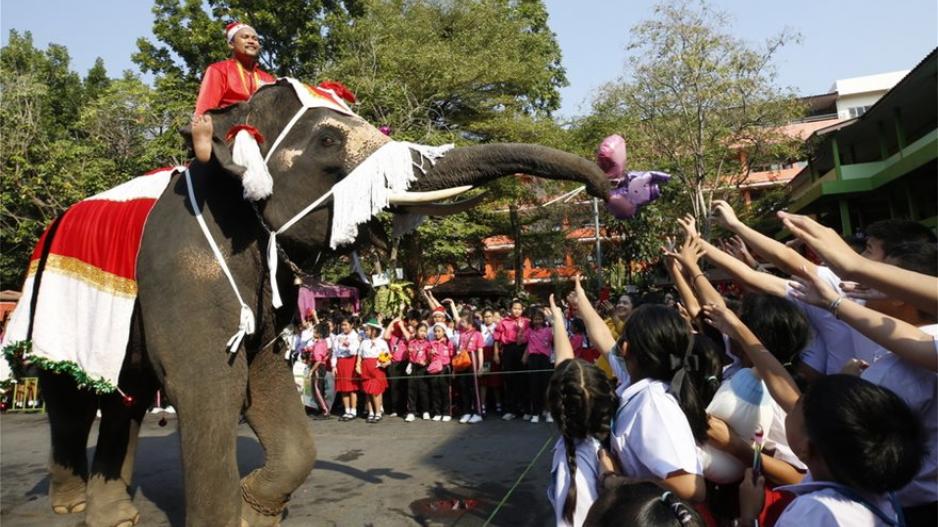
[
  {"xmin": 387, "ymin": 186, "xmax": 473, "ymax": 205},
  {"xmin": 392, "ymin": 192, "xmax": 488, "ymax": 216}
]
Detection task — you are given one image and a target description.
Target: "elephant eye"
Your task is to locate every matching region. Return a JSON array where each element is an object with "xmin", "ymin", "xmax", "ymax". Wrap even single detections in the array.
[{"xmin": 320, "ymin": 136, "xmax": 336, "ymax": 147}]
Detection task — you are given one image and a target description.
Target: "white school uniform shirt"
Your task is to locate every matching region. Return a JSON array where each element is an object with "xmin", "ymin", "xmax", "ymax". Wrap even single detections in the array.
[
  {"xmin": 332, "ymin": 331, "xmax": 360, "ymax": 358},
  {"xmin": 547, "ymin": 437, "xmax": 601, "ymax": 527},
  {"xmin": 859, "ymin": 323, "xmax": 938, "ymax": 507},
  {"xmin": 605, "ymin": 347, "xmax": 631, "ymax": 398},
  {"xmin": 611, "ymin": 378, "xmax": 702, "ymax": 481},
  {"xmin": 360, "ymin": 337, "xmax": 390, "ymax": 359},
  {"xmin": 775, "ymin": 477, "xmax": 902, "ymax": 527},
  {"xmin": 481, "ymin": 323, "xmax": 496, "ymax": 347}
]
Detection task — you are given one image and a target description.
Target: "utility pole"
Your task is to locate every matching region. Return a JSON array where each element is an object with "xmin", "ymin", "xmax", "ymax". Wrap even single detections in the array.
[{"xmin": 593, "ymin": 197, "xmax": 602, "ymax": 290}]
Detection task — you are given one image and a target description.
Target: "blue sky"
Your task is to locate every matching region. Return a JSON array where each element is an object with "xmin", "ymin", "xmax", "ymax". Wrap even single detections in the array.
[{"xmin": 3, "ymin": 0, "xmax": 936, "ymax": 118}]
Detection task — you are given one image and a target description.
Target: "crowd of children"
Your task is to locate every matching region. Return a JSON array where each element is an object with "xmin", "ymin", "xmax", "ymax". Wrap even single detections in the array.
[
  {"xmin": 286, "ymin": 202, "xmax": 936, "ymax": 527},
  {"xmin": 544, "ymin": 203, "xmax": 936, "ymax": 527}
]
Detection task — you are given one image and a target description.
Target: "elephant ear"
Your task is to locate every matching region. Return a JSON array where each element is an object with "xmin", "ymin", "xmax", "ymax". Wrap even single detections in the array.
[{"xmin": 179, "ymin": 104, "xmax": 250, "ymax": 179}]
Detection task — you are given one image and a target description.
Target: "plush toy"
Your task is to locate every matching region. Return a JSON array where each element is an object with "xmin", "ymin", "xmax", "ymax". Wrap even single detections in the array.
[{"xmin": 596, "ymin": 134, "xmax": 671, "ymax": 219}]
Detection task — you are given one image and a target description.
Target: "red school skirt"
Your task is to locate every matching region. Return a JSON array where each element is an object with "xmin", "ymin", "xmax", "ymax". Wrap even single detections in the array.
[
  {"xmin": 335, "ymin": 356, "xmax": 360, "ymax": 393},
  {"xmin": 360, "ymin": 357, "xmax": 388, "ymax": 395}
]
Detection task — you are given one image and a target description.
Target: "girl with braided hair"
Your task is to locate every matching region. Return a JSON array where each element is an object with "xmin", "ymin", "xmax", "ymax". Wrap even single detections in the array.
[{"xmin": 546, "ymin": 294, "xmax": 618, "ymax": 526}]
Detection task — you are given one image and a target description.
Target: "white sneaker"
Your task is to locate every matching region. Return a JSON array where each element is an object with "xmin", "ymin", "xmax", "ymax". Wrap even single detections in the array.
[
  {"xmin": 468, "ymin": 414, "xmax": 483, "ymax": 424},
  {"xmin": 388, "ymin": 413, "xmax": 398, "ymax": 418},
  {"xmin": 459, "ymin": 413, "xmax": 472, "ymax": 424},
  {"xmin": 442, "ymin": 416, "xmax": 452, "ymax": 422},
  {"xmin": 149, "ymin": 407, "xmax": 162, "ymax": 414},
  {"xmin": 522, "ymin": 414, "xmax": 532, "ymax": 421},
  {"xmin": 545, "ymin": 414, "xmax": 554, "ymax": 423},
  {"xmin": 96, "ymin": 409, "xmax": 102, "ymax": 418},
  {"xmin": 530, "ymin": 415, "xmax": 540, "ymax": 424},
  {"xmin": 502, "ymin": 413, "xmax": 516, "ymax": 421},
  {"xmin": 432, "ymin": 415, "xmax": 442, "ymax": 422},
  {"xmin": 405, "ymin": 413, "xmax": 416, "ymax": 422},
  {"xmin": 422, "ymin": 412, "xmax": 431, "ymax": 420},
  {"xmin": 164, "ymin": 406, "xmax": 176, "ymax": 415}
]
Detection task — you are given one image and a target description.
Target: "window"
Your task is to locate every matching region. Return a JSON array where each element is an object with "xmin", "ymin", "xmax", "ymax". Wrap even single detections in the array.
[{"xmin": 848, "ymin": 106, "xmax": 871, "ymax": 118}]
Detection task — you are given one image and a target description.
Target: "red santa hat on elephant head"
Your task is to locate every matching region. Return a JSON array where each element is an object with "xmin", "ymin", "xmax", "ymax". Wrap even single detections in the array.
[{"xmin": 225, "ymin": 21, "xmax": 255, "ymax": 43}]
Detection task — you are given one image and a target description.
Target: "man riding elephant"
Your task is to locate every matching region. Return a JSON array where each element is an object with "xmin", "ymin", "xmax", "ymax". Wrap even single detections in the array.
[{"xmin": 4, "ymin": 77, "xmax": 610, "ymax": 526}]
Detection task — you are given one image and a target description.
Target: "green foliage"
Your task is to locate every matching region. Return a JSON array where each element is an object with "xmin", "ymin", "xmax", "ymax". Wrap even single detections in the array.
[
  {"xmin": 373, "ymin": 280, "xmax": 414, "ymax": 316},
  {"xmin": 588, "ymin": 0, "xmax": 805, "ymax": 224}
]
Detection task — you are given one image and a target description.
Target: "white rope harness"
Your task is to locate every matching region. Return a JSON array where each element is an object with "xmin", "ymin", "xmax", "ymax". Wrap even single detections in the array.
[
  {"xmin": 184, "ymin": 169, "xmax": 255, "ymax": 353},
  {"xmin": 185, "ymin": 92, "xmax": 451, "ymax": 352}
]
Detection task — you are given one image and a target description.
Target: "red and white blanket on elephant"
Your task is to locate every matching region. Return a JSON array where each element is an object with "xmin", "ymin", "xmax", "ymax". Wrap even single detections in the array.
[{"xmin": 1, "ymin": 166, "xmax": 183, "ymax": 392}]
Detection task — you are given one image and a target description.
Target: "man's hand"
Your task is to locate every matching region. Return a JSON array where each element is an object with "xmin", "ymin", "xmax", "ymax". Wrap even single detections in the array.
[{"xmin": 712, "ymin": 200, "xmax": 742, "ymax": 231}]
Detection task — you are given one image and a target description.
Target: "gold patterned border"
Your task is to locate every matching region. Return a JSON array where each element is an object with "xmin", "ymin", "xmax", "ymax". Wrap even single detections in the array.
[{"xmin": 27, "ymin": 254, "xmax": 137, "ymax": 298}]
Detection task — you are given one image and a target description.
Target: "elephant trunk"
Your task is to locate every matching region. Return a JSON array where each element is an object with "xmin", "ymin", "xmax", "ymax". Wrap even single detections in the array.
[{"xmin": 412, "ymin": 144, "xmax": 611, "ymax": 200}]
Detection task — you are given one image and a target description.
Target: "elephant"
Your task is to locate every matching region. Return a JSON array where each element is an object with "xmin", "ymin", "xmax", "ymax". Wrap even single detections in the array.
[{"xmin": 29, "ymin": 78, "xmax": 610, "ymax": 527}]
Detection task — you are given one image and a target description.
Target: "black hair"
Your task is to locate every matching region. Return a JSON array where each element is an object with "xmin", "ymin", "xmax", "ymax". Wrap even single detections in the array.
[
  {"xmin": 687, "ymin": 334, "xmax": 723, "ymax": 407},
  {"xmin": 548, "ymin": 359, "xmax": 617, "ymax": 525},
  {"xmin": 510, "ymin": 298, "xmax": 525, "ymax": 309},
  {"xmin": 622, "ymin": 305, "xmax": 711, "ymax": 442},
  {"xmin": 738, "ymin": 294, "xmax": 810, "ymax": 365},
  {"xmin": 802, "ymin": 375, "xmax": 924, "ymax": 494},
  {"xmin": 884, "ymin": 242, "xmax": 938, "ymax": 277},
  {"xmin": 405, "ymin": 309, "xmax": 422, "ymax": 322},
  {"xmin": 314, "ymin": 322, "xmax": 330, "ymax": 339},
  {"xmin": 571, "ymin": 318, "xmax": 587, "ymax": 334},
  {"xmin": 864, "ymin": 219, "xmax": 936, "ymax": 255},
  {"xmin": 583, "ymin": 482, "xmax": 705, "ymax": 527}
]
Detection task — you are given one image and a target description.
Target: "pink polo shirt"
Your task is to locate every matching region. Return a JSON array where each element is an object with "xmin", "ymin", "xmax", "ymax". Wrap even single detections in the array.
[
  {"xmin": 522, "ymin": 325, "xmax": 553, "ymax": 356},
  {"xmin": 428, "ymin": 339, "xmax": 454, "ymax": 373},
  {"xmin": 389, "ymin": 334, "xmax": 409, "ymax": 363},
  {"xmin": 493, "ymin": 316, "xmax": 530, "ymax": 345},
  {"xmin": 458, "ymin": 329, "xmax": 484, "ymax": 353},
  {"xmin": 310, "ymin": 339, "xmax": 331, "ymax": 364},
  {"xmin": 407, "ymin": 339, "xmax": 432, "ymax": 366}
]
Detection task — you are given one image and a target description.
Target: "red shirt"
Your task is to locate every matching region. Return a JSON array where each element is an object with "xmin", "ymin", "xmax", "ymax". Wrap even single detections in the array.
[
  {"xmin": 407, "ymin": 339, "xmax": 432, "ymax": 366},
  {"xmin": 195, "ymin": 59, "xmax": 275, "ymax": 115}
]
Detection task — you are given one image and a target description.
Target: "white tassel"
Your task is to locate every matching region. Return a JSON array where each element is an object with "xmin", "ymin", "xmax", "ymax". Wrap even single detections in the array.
[
  {"xmin": 226, "ymin": 304, "xmax": 256, "ymax": 353},
  {"xmin": 329, "ymin": 141, "xmax": 453, "ymax": 249},
  {"xmin": 232, "ymin": 130, "xmax": 273, "ymax": 201}
]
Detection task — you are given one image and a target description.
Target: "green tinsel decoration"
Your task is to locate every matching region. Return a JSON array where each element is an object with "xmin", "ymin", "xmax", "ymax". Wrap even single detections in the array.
[{"xmin": 2, "ymin": 340, "xmax": 116, "ymax": 394}]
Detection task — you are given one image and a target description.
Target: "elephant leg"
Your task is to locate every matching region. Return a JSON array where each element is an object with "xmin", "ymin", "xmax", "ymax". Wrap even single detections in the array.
[
  {"xmin": 84, "ymin": 376, "xmax": 157, "ymax": 527},
  {"xmin": 241, "ymin": 350, "xmax": 317, "ymax": 527},
  {"xmin": 164, "ymin": 362, "xmax": 248, "ymax": 527},
  {"xmin": 38, "ymin": 370, "xmax": 97, "ymax": 515}
]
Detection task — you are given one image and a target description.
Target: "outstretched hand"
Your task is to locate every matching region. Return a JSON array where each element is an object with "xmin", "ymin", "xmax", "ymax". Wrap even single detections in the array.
[
  {"xmin": 662, "ymin": 235, "xmax": 705, "ymax": 270},
  {"xmin": 778, "ymin": 211, "xmax": 862, "ymax": 276},
  {"xmin": 738, "ymin": 468, "xmax": 766, "ymax": 523},
  {"xmin": 788, "ymin": 265, "xmax": 840, "ymax": 308},
  {"xmin": 677, "ymin": 213, "xmax": 699, "ymax": 240},
  {"xmin": 548, "ymin": 294, "xmax": 564, "ymax": 320},
  {"xmin": 701, "ymin": 302, "xmax": 742, "ymax": 339},
  {"xmin": 712, "ymin": 200, "xmax": 741, "ymax": 231}
]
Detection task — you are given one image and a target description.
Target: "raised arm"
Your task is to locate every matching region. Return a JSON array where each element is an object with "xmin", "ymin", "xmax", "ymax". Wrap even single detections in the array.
[
  {"xmin": 780, "ymin": 211, "xmax": 938, "ymax": 316},
  {"xmin": 702, "ymin": 303, "xmax": 801, "ymax": 413},
  {"xmin": 662, "ymin": 237, "xmax": 702, "ymax": 320},
  {"xmin": 790, "ymin": 269, "xmax": 938, "ymax": 373},
  {"xmin": 712, "ymin": 200, "xmax": 817, "ymax": 278},
  {"xmin": 698, "ymin": 237, "xmax": 790, "ymax": 298},
  {"xmin": 573, "ymin": 275, "xmax": 617, "ymax": 355},
  {"xmin": 549, "ymin": 294, "xmax": 574, "ymax": 365}
]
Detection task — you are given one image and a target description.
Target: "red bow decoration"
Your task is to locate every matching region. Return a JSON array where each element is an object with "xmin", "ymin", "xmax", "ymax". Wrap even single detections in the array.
[
  {"xmin": 318, "ymin": 81, "xmax": 357, "ymax": 104},
  {"xmin": 225, "ymin": 124, "xmax": 265, "ymax": 144}
]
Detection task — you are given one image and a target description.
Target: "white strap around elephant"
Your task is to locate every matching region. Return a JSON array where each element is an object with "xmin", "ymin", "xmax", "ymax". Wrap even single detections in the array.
[{"xmin": 184, "ymin": 169, "xmax": 255, "ymax": 353}]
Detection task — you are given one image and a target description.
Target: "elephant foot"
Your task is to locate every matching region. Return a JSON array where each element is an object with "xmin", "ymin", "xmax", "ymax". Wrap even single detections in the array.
[
  {"xmin": 240, "ymin": 478, "xmax": 286, "ymax": 527},
  {"xmin": 84, "ymin": 477, "xmax": 140, "ymax": 527},
  {"xmin": 50, "ymin": 477, "xmax": 87, "ymax": 515}
]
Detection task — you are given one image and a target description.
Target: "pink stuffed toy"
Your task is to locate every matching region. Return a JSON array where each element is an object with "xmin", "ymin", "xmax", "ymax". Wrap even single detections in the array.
[{"xmin": 596, "ymin": 134, "xmax": 670, "ymax": 219}]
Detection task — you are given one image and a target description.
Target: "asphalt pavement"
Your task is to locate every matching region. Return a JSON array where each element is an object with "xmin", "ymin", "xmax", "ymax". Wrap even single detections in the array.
[{"xmin": 0, "ymin": 412, "xmax": 556, "ymax": 526}]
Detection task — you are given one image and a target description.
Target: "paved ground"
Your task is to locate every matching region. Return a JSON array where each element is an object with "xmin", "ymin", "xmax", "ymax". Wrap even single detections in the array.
[{"xmin": 0, "ymin": 412, "xmax": 556, "ymax": 526}]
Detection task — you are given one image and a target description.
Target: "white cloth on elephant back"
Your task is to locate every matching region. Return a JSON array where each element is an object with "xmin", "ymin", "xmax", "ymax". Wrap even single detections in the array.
[{"xmin": 1, "ymin": 167, "xmax": 181, "ymax": 391}]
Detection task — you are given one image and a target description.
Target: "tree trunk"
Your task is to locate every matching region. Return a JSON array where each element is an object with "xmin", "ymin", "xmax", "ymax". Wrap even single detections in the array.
[{"xmin": 510, "ymin": 204, "xmax": 523, "ymax": 294}]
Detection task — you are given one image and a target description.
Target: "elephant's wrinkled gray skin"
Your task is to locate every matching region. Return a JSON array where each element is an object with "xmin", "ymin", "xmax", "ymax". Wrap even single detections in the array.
[{"xmin": 39, "ymin": 79, "xmax": 610, "ymax": 527}]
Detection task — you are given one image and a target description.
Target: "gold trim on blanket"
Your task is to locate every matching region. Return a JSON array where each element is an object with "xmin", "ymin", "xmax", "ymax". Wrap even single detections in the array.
[{"xmin": 39, "ymin": 254, "xmax": 137, "ymax": 298}]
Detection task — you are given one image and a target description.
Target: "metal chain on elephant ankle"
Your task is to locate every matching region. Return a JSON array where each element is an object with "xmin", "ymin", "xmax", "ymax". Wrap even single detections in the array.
[
  {"xmin": 241, "ymin": 480, "xmax": 289, "ymax": 518},
  {"xmin": 249, "ymin": 202, "xmax": 318, "ymax": 283}
]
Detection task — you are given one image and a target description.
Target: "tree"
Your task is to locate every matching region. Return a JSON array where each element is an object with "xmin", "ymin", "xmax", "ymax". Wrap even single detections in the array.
[{"xmin": 591, "ymin": 0, "xmax": 804, "ymax": 223}]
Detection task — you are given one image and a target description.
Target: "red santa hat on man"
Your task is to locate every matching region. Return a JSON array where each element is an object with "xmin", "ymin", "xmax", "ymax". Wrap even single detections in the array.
[{"xmin": 225, "ymin": 21, "xmax": 255, "ymax": 43}]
